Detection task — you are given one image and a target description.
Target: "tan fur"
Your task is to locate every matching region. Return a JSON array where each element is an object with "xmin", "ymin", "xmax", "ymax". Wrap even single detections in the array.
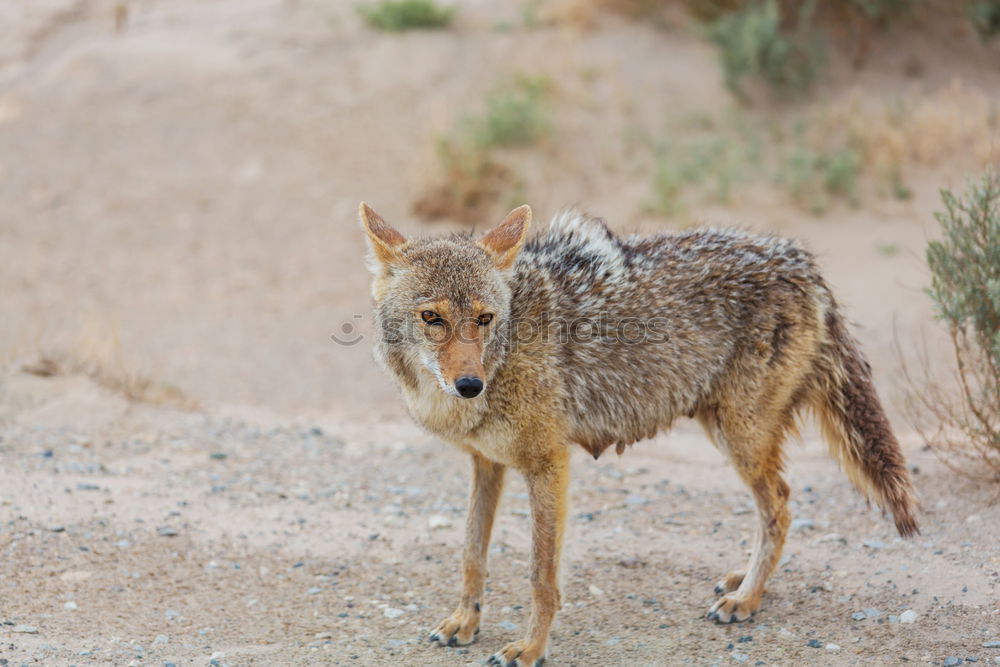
[{"xmin": 360, "ymin": 205, "xmax": 919, "ymax": 665}]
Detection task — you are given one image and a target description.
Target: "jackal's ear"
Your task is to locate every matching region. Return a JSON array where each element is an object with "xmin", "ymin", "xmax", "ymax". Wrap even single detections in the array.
[
  {"xmin": 359, "ymin": 202, "xmax": 408, "ymax": 270},
  {"xmin": 479, "ymin": 205, "xmax": 532, "ymax": 270}
]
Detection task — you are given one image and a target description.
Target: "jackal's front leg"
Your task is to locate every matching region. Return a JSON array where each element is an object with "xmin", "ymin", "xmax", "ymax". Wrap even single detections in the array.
[
  {"xmin": 430, "ymin": 454, "xmax": 505, "ymax": 647},
  {"xmin": 488, "ymin": 449, "xmax": 569, "ymax": 667}
]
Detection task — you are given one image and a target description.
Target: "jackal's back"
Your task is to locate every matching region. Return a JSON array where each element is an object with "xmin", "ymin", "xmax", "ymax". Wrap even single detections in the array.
[{"xmin": 511, "ymin": 211, "xmax": 827, "ymax": 458}]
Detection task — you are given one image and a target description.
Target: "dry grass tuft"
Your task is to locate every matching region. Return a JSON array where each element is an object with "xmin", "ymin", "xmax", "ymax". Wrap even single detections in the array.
[{"xmin": 16, "ymin": 316, "xmax": 198, "ymax": 411}]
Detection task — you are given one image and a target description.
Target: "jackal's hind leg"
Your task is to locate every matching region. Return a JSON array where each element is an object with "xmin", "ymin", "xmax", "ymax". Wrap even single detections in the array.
[{"xmin": 700, "ymin": 410, "xmax": 791, "ymax": 624}]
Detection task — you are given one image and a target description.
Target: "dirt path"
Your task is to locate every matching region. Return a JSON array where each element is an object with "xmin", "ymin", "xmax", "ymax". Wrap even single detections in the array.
[{"xmin": 2, "ymin": 372, "xmax": 999, "ymax": 666}]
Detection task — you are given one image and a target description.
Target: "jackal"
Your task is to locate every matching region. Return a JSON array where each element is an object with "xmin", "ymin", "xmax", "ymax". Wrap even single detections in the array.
[{"xmin": 359, "ymin": 203, "xmax": 918, "ymax": 666}]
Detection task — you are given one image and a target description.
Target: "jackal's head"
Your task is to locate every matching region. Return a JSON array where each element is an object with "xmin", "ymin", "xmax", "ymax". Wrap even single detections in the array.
[{"xmin": 359, "ymin": 203, "xmax": 531, "ymax": 399}]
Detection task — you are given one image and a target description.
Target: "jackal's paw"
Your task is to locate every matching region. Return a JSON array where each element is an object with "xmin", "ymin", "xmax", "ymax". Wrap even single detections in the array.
[
  {"xmin": 486, "ymin": 639, "xmax": 546, "ymax": 667},
  {"xmin": 713, "ymin": 570, "xmax": 746, "ymax": 596},
  {"xmin": 429, "ymin": 607, "xmax": 480, "ymax": 647},
  {"xmin": 707, "ymin": 593, "xmax": 758, "ymax": 624}
]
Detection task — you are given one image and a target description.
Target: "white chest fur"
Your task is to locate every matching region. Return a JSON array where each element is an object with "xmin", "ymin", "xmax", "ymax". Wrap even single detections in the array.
[{"xmin": 401, "ymin": 373, "xmax": 517, "ymax": 465}]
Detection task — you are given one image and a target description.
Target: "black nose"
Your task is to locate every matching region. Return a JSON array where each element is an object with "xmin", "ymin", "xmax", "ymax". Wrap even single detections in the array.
[{"xmin": 455, "ymin": 376, "xmax": 484, "ymax": 398}]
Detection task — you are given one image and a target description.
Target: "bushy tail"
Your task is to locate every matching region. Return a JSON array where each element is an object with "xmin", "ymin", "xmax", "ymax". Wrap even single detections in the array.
[{"xmin": 812, "ymin": 305, "xmax": 919, "ymax": 537}]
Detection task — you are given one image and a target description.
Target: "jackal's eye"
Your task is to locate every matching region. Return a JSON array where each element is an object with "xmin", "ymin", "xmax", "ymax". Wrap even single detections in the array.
[
  {"xmin": 477, "ymin": 313, "xmax": 494, "ymax": 327},
  {"xmin": 421, "ymin": 310, "xmax": 444, "ymax": 326}
]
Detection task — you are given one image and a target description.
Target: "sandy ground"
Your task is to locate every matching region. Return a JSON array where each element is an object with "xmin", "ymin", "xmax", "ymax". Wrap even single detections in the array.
[{"xmin": 1, "ymin": 1, "xmax": 1000, "ymax": 665}]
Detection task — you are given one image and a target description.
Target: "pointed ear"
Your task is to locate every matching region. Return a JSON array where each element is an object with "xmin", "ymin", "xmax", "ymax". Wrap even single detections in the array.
[
  {"xmin": 478, "ymin": 205, "xmax": 532, "ymax": 270},
  {"xmin": 359, "ymin": 202, "xmax": 407, "ymax": 268}
]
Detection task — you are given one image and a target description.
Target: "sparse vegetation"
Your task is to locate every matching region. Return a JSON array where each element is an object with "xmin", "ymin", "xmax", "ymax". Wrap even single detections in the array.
[
  {"xmin": 968, "ymin": 0, "xmax": 1000, "ymax": 39},
  {"xmin": 468, "ymin": 76, "xmax": 552, "ymax": 149},
  {"xmin": 646, "ymin": 131, "xmax": 759, "ymax": 215},
  {"xmin": 706, "ymin": 0, "xmax": 824, "ymax": 98},
  {"xmin": 644, "ymin": 80, "xmax": 996, "ymax": 217},
  {"xmin": 414, "ymin": 76, "xmax": 551, "ymax": 223},
  {"xmin": 19, "ymin": 316, "xmax": 197, "ymax": 410},
  {"xmin": 909, "ymin": 169, "xmax": 1000, "ymax": 479},
  {"xmin": 778, "ymin": 126, "xmax": 861, "ymax": 214},
  {"xmin": 845, "ymin": 0, "xmax": 922, "ymax": 21},
  {"xmin": 358, "ymin": 0, "xmax": 455, "ymax": 31}
]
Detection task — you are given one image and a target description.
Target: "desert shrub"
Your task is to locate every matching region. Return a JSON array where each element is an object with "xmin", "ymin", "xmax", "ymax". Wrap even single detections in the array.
[
  {"xmin": 706, "ymin": 0, "xmax": 824, "ymax": 98},
  {"xmin": 968, "ymin": 0, "xmax": 1000, "ymax": 39},
  {"xmin": 413, "ymin": 76, "xmax": 550, "ymax": 223},
  {"xmin": 358, "ymin": 0, "xmax": 454, "ymax": 31},
  {"xmin": 914, "ymin": 169, "xmax": 1000, "ymax": 478}
]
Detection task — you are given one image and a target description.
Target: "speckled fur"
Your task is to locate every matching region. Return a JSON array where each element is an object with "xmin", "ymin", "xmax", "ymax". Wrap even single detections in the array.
[{"xmin": 360, "ymin": 204, "xmax": 918, "ymax": 665}]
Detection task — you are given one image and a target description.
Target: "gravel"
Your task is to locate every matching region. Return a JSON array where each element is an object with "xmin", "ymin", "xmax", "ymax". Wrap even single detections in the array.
[{"xmin": 790, "ymin": 518, "xmax": 815, "ymax": 532}]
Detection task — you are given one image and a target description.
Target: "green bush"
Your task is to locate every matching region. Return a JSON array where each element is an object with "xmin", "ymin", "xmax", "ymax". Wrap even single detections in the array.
[
  {"xmin": 706, "ymin": 0, "xmax": 824, "ymax": 98},
  {"xmin": 358, "ymin": 0, "xmax": 455, "ymax": 31},
  {"xmin": 921, "ymin": 168, "xmax": 1000, "ymax": 477}
]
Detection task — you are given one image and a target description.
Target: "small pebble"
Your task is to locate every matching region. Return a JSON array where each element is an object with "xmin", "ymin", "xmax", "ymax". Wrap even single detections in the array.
[
  {"xmin": 428, "ymin": 515, "xmax": 452, "ymax": 530},
  {"xmin": 863, "ymin": 607, "xmax": 882, "ymax": 619},
  {"xmin": 383, "ymin": 607, "xmax": 404, "ymax": 618},
  {"xmin": 983, "ymin": 641, "xmax": 1000, "ymax": 648},
  {"xmin": 791, "ymin": 518, "xmax": 815, "ymax": 532},
  {"xmin": 157, "ymin": 526, "xmax": 179, "ymax": 537},
  {"xmin": 807, "ymin": 639, "xmax": 822, "ymax": 648},
  {"xmin": 944, "ymin": 658, "xmax": 961, "ymax": 667},
  {"xmin": 315, "ymin": 632, "xmax": 332, "ymax": 639},
  {"xmin": 12, "ymin": 624, "xmax": 38, "ymax": 633},
  {"xmin": 899, "ymin": 609, "xmax": 918, "ymax": 624},
  {"xmin": 827, "ymin": 643, "xmax": 841, "ymax": 651},
  {"xmin": 64, "ymin": 601, "xmax": 78, "ymax": 610},
  {"xmin": 862, "ymin": 539, "xmax": 885, "ymax": 550},
  {"xmin": 852, "ymin": 612, "xmax": 867, "ymax": 621},
  {"xmin": 588, "ymin": 585, "xmax": 604, "ymax": 597},
  {"xmin": 49, "ymin": 525, "xmax": 65, "ymax": 533},
  {"xmin": 731, "ymin": 653, "xmax": 749, "ymax": 663},
  {"xmin": 498, "ymin": 621, "xmax": 518, "ymax": 632}
]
